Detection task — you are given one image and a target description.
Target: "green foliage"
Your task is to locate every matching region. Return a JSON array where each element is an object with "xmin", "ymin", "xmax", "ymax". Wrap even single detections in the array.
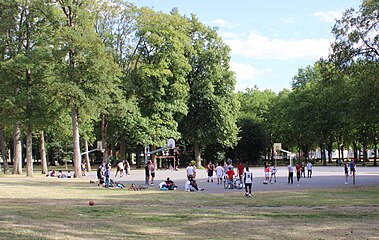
[{"xmin": 179, "ymin": 15, "xmax": 239, "ymax": 150}]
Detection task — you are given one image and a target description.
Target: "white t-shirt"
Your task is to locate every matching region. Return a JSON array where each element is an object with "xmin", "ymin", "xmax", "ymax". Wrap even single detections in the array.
[
  {"xmin": 307, "ymin": 163, "xmax": 312, "ymax": 170},
  {"xmin": 186, "ymin": 166, "xmax": 194, "ymax": 176},
  {"xmin": 184, "ymin": 181, "xmax": 192, "ymax": 191},
  {"xmin": 288, "ymin": 165, "xmax": 294, "ymax": 173},
  {"xmin": 271, "ymin": 167, "xmax": 277, "ymax": 174},
  {"xmin": 244, "ymin": 171, "xmax": 253, "ymax": 184},
  {"xmin": 117, "ymin": 162, "xmax": 124, "ymax": 169},
  {"xmin": 216, "ymin": 166, "xmax": 224, "ymax": 176}
]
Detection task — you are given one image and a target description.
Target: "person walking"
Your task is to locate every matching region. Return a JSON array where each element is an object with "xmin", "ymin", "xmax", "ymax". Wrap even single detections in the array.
[
  {"xmin": 295, "ymin": 162, "xmax": 301, "ymax": 184},
  {"xmin": 288, "ymin": 163, "xmax": 294, "ymax": 184},
  {"xmin": 243, "ymin": 167, "xmax": 253, "ymax": 197}
]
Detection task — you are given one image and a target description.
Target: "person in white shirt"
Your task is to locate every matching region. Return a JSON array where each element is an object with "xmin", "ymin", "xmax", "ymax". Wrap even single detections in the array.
[
  {"xmin": 288, "ymin": 164, "xmax": 294, "ymax": 184},
  {"xmin": 243, "ymin": 167, "xmax": 253, "ymax": 197},
  {"xmin": 186, "ymin": 163, "xmax": 194, "ymax": 180},
  {"xmin": 307, "ymin": 162, "xmax": 313, "ymax": 178},
  {"xmin": 270, "ymin": 166, "xmax": 277, "ymax": 183},
  {"xmin": 215, "ymin": 162, "xmax": 224, "ymax": 184}
]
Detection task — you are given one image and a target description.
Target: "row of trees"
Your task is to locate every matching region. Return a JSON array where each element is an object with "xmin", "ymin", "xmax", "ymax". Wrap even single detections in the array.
[
  {"xmin": 0, "ymin": 0, "xmax": 377, "ymax": 178},
  {"xmin": 0, "ymin": 0, "xmax": 239, "ymax": 177},
  {"xmin": 229, "ymin": 0, "xmax": 378, "ymax": 166}
]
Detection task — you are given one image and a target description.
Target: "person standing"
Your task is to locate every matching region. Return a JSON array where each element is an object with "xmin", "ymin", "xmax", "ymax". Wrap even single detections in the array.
[
  {"xmin": 307, "ymin": 161, "xmax": 313, "ymax": 178},
  {"xmin": 344, "ymin": 161, "xmax": 349, "ymax": 184},
  {"xmin": 350, "ymin": 159, "xmax": 356, "ymax": 185},
  {"xmin": 145, "ymin": 161, "xmax": 151, "ymax": 185},
  {"xmin": 237, "ymin": 162, "xmax": 245, "ymax": 182},
  {"xmin": 243, "ymin": 167, "xmax": 253, "ymax": 197},
  {"xmin": 104, "ymin": 163, "xmax": 111, "ymax": 188},
  {"xmin": 264, "ymin": 164, "xmax": 270, "ymax": 184},
  {"xmin": 301, "ymin": 162, "xmax": 306, "ymax": 178},
  {"xmin": 226, "ymin": 167, "xmax": 235, "ymax": 189},
  {"xmin": 206, "ymin": 161, "xmax": 215, "ymax": 182},
  {"xmin": 215, "ymin": 162, "xmax": 224, "ymax": 184},
  {"xmin": 287, "ymin": 163, "xmax": 294, "ymax": 184},
  {"xmin": 150, "ymin": 161, "xmax": 156, "ymax": 185},
  {"xmin": 269, "ymin": 165, "xmax": 277, "ymax": 183},
  {"xmin": 186, "ymin": 162, "xmax": 195, "ymax": 180}
]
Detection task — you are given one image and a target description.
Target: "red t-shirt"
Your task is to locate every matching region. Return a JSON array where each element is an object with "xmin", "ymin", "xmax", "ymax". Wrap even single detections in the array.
[
  {"xmin": 226, "ymin": 169, "xmax": 234, "ymax": 179},
  {"xmin": 296, "ymin": 164, "xmax": 301, "ymax": 172},
  {"xmin": 237, "ymin": 164, "xmax": 244, "ymax": 175}
]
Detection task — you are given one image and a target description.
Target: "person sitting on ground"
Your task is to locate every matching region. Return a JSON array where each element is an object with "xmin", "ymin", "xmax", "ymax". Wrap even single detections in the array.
[
  {"xmin": 57, "ymin": 170, "xmax": 67, "ymax": 178},
  {"xmin": 185, "ymin": 177, "xmax": 204, "ymax": 191},
  {"xmin": 164, "ymin": 177, "xmax": 177, "ymax": 190},
  {"xmin": 47, "ymin": 170, "xmax": 56, "ymax": 177},
  {"xmin": 66, "ymin": 170, "xmax": 72, "ymax": 178}
]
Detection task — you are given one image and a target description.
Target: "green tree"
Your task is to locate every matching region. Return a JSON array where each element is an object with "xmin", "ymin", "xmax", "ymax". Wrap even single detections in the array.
[
  {"xmin": 179, "ymin": 15, "xmax": 239, "ymax": 167},
  {"xmin": 49, "ymin": 0, "xmax": 120, "ymax": 177}
]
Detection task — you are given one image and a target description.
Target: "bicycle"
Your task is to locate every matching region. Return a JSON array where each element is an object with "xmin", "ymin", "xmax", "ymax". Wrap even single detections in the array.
[{"xmin": 223, "ymin": 176, "xmax": 243, "ymax": 189}]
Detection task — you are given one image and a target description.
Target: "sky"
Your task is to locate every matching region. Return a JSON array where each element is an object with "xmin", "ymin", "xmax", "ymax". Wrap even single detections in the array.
[{"xmin": 131, "ymin": 0, "xmax": 362, "ymax": 93}]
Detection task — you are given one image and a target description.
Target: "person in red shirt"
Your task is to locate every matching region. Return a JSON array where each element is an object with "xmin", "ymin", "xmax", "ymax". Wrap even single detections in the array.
[
  {"xmin": 296, "ymin": 162, "xmax": 302, "ymax": 183},
  {"xmin": 237, "ymin": 162, "xmax": 245, "ymax": 182},
  {"xmin": 226, "ymin": 167, "xmax": 235, "ymax": 189}
]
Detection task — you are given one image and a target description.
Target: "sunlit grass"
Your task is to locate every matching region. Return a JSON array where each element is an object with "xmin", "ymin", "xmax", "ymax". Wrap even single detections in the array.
[{"xmin": 0, "ymin": 175, "xmax": 378, "ymax": 239}]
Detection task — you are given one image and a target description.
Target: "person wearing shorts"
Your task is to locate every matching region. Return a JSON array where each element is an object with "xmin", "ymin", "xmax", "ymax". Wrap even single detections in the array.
[
  {"xmin": 215, "ymin": 162, "xmax": 224, "ymax": 184},
  {"xmin": 244, "ymin": 167, "xmax": 253, "ymax": 197}
]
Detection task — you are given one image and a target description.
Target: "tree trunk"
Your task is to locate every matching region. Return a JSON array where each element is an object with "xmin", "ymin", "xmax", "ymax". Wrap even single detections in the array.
[
  {"xmin": 120, "ymin": 131, "xmax": 126, "ymax": 162},
  {"xmin": 13, "ymin": 124, "xmax": 22, "ymax": 174},
  {"xmin": 71, "ymin": 103, "xmax": 82, "ymax": 178},
  {"xmin": 84, "ymin": 139, "xmax": 91, "ymax": 172},
  {"xmin": 374, "ymin": 137, "xmax": 378, "ymax": 166},
  {"xmin": 26, "ymin": 125, "xmax": 33, "ymax": 177},
  {"xmin": 40, "ymin": 131, "xmax": 47, "ymax": 175},
  {"xmin": 321, "ymin": 144, "xmax": 327, "ymax": 166},
  {"xmin": 327, "ymin": 143, "xmax": 333, "ymax": 164},
  {"xmin": 353, "ymin": 141, "xmax": 358, "ymax": 162},
  {"xmin": 101, "ymin": 113, "xmax": 108, "ymax": 164},
  {"xmin": 1, "ymin": 127, "xmax": 9, "ymax": 174},
  {"xmin": 362, "ymin": 143, "xmax": 367, "ymax": 166},
  {"xmin": 194, "ymin": 143, "xmax": 202, "ymax": 168}
]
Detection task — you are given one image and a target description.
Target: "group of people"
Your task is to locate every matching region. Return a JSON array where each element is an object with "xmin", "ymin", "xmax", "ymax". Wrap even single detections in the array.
[
  {"xmin": 115, "ymin": 160, "xmax": 131, "ymax": 178},
  {"xmin": 202, "ymin": 160, "xmax": 253, "ymax": 197},
  {"xmin": 97, "ymin": 163, "xmax": 112, "ymax": 188},
  {"xmin": 263, "ymin": 163, "xmax": 277, "ymax": 184},
  {"xmin": 46, "ymin": 169, "xmax": 72, "ymax": 178},
  {"xmin": 287, "ymin": 161, "xmax": 313, "ymax": 185},
  {"xmin": 344, "ymin": 159, "xmax": 356, "ymax": 184}
]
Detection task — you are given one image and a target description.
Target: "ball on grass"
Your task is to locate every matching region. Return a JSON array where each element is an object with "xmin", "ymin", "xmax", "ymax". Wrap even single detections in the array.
[{"xmin": 89, "ymin": 200, "xmax": 95, "ymax": 206}]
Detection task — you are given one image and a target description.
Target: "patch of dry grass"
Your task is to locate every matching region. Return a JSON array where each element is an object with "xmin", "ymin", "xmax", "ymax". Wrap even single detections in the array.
[{"xmin": 0, "ymin": 175, "xmax": 378, "ymax": 239}]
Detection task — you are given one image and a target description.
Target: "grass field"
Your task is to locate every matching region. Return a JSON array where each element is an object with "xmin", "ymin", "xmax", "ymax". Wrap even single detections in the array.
[{"xmin": 0, "ymin": 174, "xmax": 378, "ymax": 240}]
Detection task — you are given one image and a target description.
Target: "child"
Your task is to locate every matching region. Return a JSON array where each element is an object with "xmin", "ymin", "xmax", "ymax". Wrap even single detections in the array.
[{"xmin": 226, "ymin": 167, "xmax": 235, "ymax": 189}]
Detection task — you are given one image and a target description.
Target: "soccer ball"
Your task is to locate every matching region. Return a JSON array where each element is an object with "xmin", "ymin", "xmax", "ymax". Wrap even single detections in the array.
[{"xmin": 89, "ymin": 200, "xmax": 95, "ymax": 206}]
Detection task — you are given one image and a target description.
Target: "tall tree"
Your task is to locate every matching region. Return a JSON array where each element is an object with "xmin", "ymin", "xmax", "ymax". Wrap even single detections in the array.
[
  {"xmin": 50, "ymin": 0, "xmax": 120, "ymax": 177},
  {"xmin": 179, "ymin": 15, "xmax": 239, "ymax": 167}
]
